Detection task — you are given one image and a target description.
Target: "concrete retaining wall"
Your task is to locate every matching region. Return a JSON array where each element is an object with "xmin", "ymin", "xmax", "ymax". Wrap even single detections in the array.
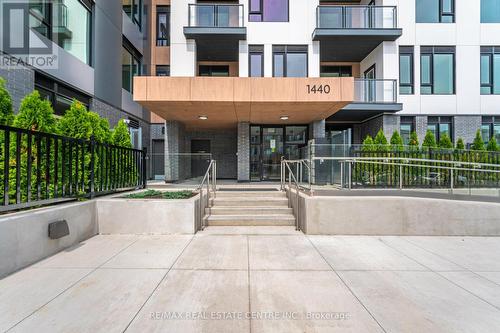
[
  {"xmin": 96, "ymin": 196, "xmax": 198, "ymax": 235},
  {"xmin": 0, "ymin": 201, "xmax": 97, "ymax": 278},
  {"xmin": 302, "ymin": 195, "xmax": 500, "ymax": 236}
]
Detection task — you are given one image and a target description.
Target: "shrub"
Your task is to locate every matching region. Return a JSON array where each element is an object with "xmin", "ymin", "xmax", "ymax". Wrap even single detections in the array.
[
  {"xmin": 0, "ymin": 77, "xmax": 14, "ymax": 125},
  {"xmin": 408, "ymin": 131, "xmax": 419, "ymax": 148},
  {"xmin": 472, "ymin": 129, "xmax": 485, "ymax": 151},
  {"xmin": 14, "ymin": 90, "xmax": 56, "ymax": 132},
  {"xmin": 111, "ymin": 119, "xmax": 132, "ymax": 148},
  {"xmin": 487, "ymin": 136, "xmax": 499, "ymax": 152},
  {"xmin": 88, "ymin": 112, "xmax": 112, "ymax": 143},
  {"xmin": 361, "ymin": 135, "xmax": 375, "ymax": 152},
  {"xmin": 456, "ymin": 137, "xmax": 465, "ymax": 150},
  {"xmin": 374, "ymin": 129, "xmax": 388, "ymax": 146},
  {"xmin": 422, "ymin": 130, "xmax": 437, "ymax": 149},
  {"xmin": 390, "ymin": 130, "xmax": 404, "ymax": 148},
  {"xmin": 439, "ymin": 134, "xmax": 453, "ymax": 149}
]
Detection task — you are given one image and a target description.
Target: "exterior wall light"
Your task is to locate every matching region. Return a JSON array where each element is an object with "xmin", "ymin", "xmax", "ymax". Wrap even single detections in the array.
[
  {"xmin": 198, "ymin": 115, "xmax": 208, "ymax": 120},
  {"xmin": 280, "ymin": 116, "xmax": 289, "ymax": 121}
]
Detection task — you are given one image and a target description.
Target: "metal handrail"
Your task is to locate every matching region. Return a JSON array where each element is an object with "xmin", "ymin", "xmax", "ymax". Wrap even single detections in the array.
[
  {"xmin": 281, "ymin": 159, "xmax": 302, "ymax": 231},
  {"xmin": 197, "ymin": 160, "xmax": 217, "ymax": 231}
]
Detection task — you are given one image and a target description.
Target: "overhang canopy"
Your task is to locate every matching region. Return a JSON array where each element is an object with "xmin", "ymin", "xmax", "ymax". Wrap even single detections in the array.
[{"xmin": 134, "ymin": 77, "xmax": 354, "ymax": 129}]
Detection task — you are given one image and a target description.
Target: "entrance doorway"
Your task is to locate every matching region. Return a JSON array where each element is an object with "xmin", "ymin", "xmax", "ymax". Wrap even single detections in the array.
[
  {"xmin": 250, "ymin": 125, "xmax": 308, "ymax": 181},
  {"xmin": 191, "ymin": 139, "xmax": 211, "ymax": 178}
]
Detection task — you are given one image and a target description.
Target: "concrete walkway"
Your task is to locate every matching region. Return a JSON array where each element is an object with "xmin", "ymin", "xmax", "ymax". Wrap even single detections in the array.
[{"xmin": 2, "ymin": 228, "xmax": 500, "ymax": 332}]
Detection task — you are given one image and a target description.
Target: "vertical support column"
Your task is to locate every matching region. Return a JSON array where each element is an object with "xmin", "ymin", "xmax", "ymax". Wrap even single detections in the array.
[
  {"xmin": 237, "ymin": 122, "xmax": 250, "ymax": 182},
  {"xmin": 164, "ymin": 121, "xmax": 185, "ymax": 183}
]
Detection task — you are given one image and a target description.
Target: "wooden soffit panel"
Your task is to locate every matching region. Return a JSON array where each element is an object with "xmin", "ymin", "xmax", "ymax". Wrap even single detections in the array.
[{"xmin": 134, "ymin": 77, "xmax": 354, "ymax": 129}]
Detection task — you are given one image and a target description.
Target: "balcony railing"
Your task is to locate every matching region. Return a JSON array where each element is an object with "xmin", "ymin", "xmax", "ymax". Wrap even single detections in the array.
[
  {"xmin": 317, "ymin": 5, "xmax": 397, "ymax": 29},
  {"xmin": 188, "ymin": 4, "xmax": 244, "ymax": 28},
  {"xmin": 354, "ymin": 79, "xmax": 397, "ymax": 103}
]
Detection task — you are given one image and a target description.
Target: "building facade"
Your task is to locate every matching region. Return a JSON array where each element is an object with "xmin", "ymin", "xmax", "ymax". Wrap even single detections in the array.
[{"xmin": 0, "ymin": 0, "xmax": 155, "ymax": 177}]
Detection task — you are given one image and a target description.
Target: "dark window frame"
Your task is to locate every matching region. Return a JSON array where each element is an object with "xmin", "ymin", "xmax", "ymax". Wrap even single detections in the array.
[
  {"xmin": 480, "ymin": 46, "xmax": 500, "ymax": 95},
  {"xmin": 481, "ymin": 0, "xmax": 500, "ymax": 23},
  {"xmin": 124, "ymin": 0, "xmax": 142, "ymax": 30},
  {"xmin": 249, "ymin": 45, "xmax": 264, "ymax": 77},
  {"xmin": 249, "ymin": 0, "xmax": 289, "ymax": 22},
  {"xmin": 420, "ymin": 46, "xmax": 456, "ymax": 95},
  {"xmin": 399, "ymin": 46, "xmax": 414, "ymax": 95},
  {"xmin": 482, "ymin": 116, "xmax": 500, "ymax": 143},
  {"xmin": 416, "ymin": 0, "xmax": 455, "ymax": 23},
  {"xmin": 400, "ymin": 116, "xmax": 415, "ymax": 144},
  {"xmin": 198, "ymin": 65, "xmax": 230, "ymax": 77},
  {"xmin": 320, "ymin": 65, "xmax": 352, "ymax": 77},
  {"xmin": 156, "ymin": 6, "xmax": 170, "ymax": 46},
  {"xmin": 156, "ymin": 65, "xmax": 170, "ymax": 76},
  {"xmin": 427, "ymin": 116, "xmax": 454, "ymax": 142},
  {"xmin": 272, "ymin": 45, "xmax": 308, "ymax": 78},
  {"xmin": 122, "ymin": 40, "xmax": 142, "ymax": 93},
  {"xmin": 34, "ymin": 71, "xmax": 90, "ymax": 116}
]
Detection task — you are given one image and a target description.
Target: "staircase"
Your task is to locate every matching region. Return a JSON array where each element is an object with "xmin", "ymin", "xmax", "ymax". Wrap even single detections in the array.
[{"xmin": 204, "ymin": 189, "xmax": 296, "ymax": 226}]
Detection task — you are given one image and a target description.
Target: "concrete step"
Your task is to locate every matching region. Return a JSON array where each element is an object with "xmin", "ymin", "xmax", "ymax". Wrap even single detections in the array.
[
  {"xmin": 206, "ymin": 214, "xmax": 295, "ymax": 226},
  {"xmin": 215, "ymin": 191, "xmax": 286, "ymax": 198},
  {"xmin": 211, "ymin": 197, "xmax": 289, "ymax": 207},
  {"xmin": 206, "ymin": 207, "xmax": 293, "ymax": 215}
]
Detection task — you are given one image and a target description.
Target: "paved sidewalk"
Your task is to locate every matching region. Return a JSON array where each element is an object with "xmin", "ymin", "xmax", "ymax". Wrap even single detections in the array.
[{"xmin": 2, "ymin": 227, "xmax": 500, "ymax": 332}]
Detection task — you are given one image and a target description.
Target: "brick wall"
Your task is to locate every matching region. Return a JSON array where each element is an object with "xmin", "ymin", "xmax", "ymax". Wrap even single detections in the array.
[
  {"xmin": 454, "ymin": 116, "xmax": 481, "ymax": 145},
  {"xmin": 237, "ymin": 122, "xmax": 250, "ymax": 181},
  {"xmin": 0, "ymin": 61, "xmax": 35, "ymax": 112}
]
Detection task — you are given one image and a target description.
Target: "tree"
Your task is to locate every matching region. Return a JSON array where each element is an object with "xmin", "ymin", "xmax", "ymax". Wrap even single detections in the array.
[
  {"xmin": 361, "ymin": 135, "xmax": 375, "ymax": 152},
  {"xmin": 390, "ymin": 130, "xmax": 404, "ymax": 148},
  {"xmin": 0, "ymin": 77, "xmax": 14, "ymax": 125},
  {"xmin": 422, "ymin": 130, "xmax": 437, "ymax": 149},
  {"xmin": 408, "ymin": 131, "xmax": 419, "ymax": 148},
  {"xmin": 456, "ymin": 137, "xmax": 465, "ymax": 150},
  {"xmin": 439, "ymin": 134, "xmax": 453, "ymax": 149},
  {"xmin": 487, "ymin": 136, "xmax": 499, "ymax": 152},
  {"xmin": 374, "ymin": 129, "xmax": 388, "ymax": 145},
  {"xmin": 472, "ymin": 129, "xmax": 485, "ymax": 151},
  {"xmin": 58, "ymin": 100, "xmax": 92, "ymax": 139},
  {"xmin": 111, "ymin": 119, "xmax": 132, "ymax": 148},
  {"xmin": 14, "ymin": 90, "xmax": 56, "ymax": 132},
  {"xmin": 88, "ymin": 112, "xmax": 112, "ymax": 143}
]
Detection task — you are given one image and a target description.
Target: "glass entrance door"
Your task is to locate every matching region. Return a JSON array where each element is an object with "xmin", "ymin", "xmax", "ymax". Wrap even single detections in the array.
[{"xmin": 262, "ymin": 127, "xmax": 284, "ymax": 180}]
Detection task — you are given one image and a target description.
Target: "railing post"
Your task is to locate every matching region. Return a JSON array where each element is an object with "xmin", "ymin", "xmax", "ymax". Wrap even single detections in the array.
[
  {"xmin": 3, "ymin": 129, "xmax": 10, "ymax": 205},
  {"xmin": 348, "ymin": 161, "xmax": 352, "ymax": 190},
  {"xmin": 399, "ymin": 164, "xmax": 403, "ymax": 190},
  {"xmin": 89, "ymin": 135, "xmax": 96, "ymax": 199},
  {"xmin": 450, "ymin": 168, "xmax": 454, "ymax": 194},
  {"xmin": 340, "ymin": 162, "xmax": 344, "ymax": 189},
  {"xmin": 142, "ymin": 147, "xmax": 147, "ymax": 189}
]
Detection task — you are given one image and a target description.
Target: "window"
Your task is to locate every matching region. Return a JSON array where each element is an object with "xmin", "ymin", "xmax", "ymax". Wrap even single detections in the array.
[
  {"xmin": 320, "ymin": 66, "xmax": 352, "ymax": 77},
  {"xmin": 399, "ymin": 47, "xmax": 414, "ymax": 95},
  {"xmin": 400, "ymin": 117, "xmax": 415, "ymax": 144},
  {"xmin": 273, "ymin": 45, "xmax": 308, "ymax": 78},
  {"xmin": 199, "ymin": 65, "xmax": 230, "ymax": 77},
  {"xmin": 421, "ymin": 46, "xmax": 455, "ymax": 95},
  {"xmin": 122, "ymin": 43, "xmax": 141, "ymax": 93},
  {"xmin": 123, "ymin": 0, "xmax": 142, "ymax": 29},
  {"xmin": 480, "ymin": 47, "xmax": 500, "ymax": 95},
  {"xmin": 481, "ymin": 116, "xmax": 500, "ymax": 143},
  {"xmin": 29, "ymin": 0, "xmax": 92, "ymax": 65},
  {"xmin": 35, "ymin": 72, "xmax": 90, "ymax": 116},
  {"xmin": 249, "ymin": 45, "xmax": 264, "ymax": 77},
  {"xmin": 416, "ymin": 0, "xmax": 455, "ymax": 23},
  {"xmin": 156, "ymin": 6, "xmax": 170, "ymax": 46},
  {"xmin": 427, "ymin": 116, "xmax": 453, "ymax": 142},
  {"xmin": 249, "ymin": 0, "xmax": 288, "ymax": 22},
  {"xmin": 481, "ymin": 0, "xmax": 500, "ymax": 23},
  {"xmin": 156, "ymin": 65, "xmax": 170, "ymax": 76}
]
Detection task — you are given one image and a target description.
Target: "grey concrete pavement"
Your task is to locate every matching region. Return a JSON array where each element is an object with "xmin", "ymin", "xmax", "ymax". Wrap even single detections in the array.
[{"xmin": 2, "ymin": 230, "xmax": 500, "ymax": 332}]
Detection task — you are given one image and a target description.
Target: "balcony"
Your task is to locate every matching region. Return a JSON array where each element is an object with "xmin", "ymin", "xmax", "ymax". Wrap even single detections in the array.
[
  {"xmin": 313, "ymin": 6, "xmax": 402, "ymax": 62},
  {"xmin": 184, "ymin": 4, "xmax": 246, "ymax": 40},
  {"xmin": 329, "ymin": 79, "xmax": 402, "ymax": 122}
]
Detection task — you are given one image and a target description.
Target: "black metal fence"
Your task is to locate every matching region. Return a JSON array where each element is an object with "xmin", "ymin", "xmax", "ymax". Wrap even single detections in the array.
[
  {"xmin": 0, "ymin": 124, "xmax": 146, "ymax": 212},
  {"xmin": 351, "ymin": 148, "xmax": 500, "ymax": 189}
]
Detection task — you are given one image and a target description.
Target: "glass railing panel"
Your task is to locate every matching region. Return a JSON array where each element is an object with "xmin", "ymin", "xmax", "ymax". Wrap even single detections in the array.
[
  {"xmin": 317, "ymin": 6, "xmax": 397, "ymax": 29},
  {"xmin": 354, "ymin": 79, "xmax": 397, "ymax": 103},
  {"xmin": 189, "ymin": 4, "xmax": 244, "ymax": 28}
]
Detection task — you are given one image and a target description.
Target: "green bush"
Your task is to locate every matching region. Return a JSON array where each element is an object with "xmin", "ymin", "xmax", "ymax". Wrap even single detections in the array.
[
  {"xmin": 111, "ymin": 119, "xmax": 132, "ymax": 148},
  {"xmin": 456, "ymin": 137, "xmax": 465, "ymax": 150},
  {"xmin": 361, "ymin": 135, "xmax": 375, "ymax": 151},
  {"xmin": 472, "ymin": 129, "xmax": 485, "ymax": 151},
  {"xmin": 487, "ymin": 137, "xmax": 499, "ymax": 152},
  {"xmin": 0, "ymin": 77, "xmax": 14, "ymax": 125},
  {"xmin": 14, "ymin": 90, "xmax": 56, "ymax": 132},
  {"xmin": 390, "ymin": 130, "xmax": 404, "ymax": 149},
  {"xmin": 422, "ymin": 130, "xmax": 437, "ymax": 149},
  {"xmin": 439, "ymin": 134, "xmax": 453, "ymax": 149}
]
